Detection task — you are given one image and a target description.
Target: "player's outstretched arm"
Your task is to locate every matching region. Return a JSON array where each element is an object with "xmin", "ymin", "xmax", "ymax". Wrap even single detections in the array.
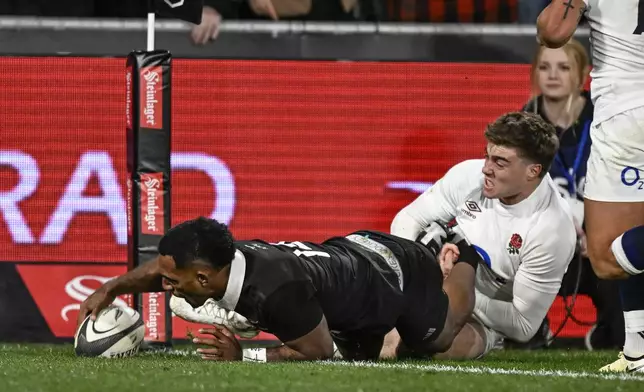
[
  {"xmin": 194, "ymin": 317, "xmax": 334, "ymax": 362},
  {"xmin": 266, "ymin": 317, "xmax": 335, "ymax": 361},
  {"xmin": 259, "ymin": 282, "xmax": 335, "ymax": 361},
  {"xmin": 537, "ymin": 0, "xmax": 587, "ymax": 48},
  {"xmin": 76, "ymin": 258, "xmax": 163, "ymax": 327},
  {"xmin": 391, "ymin": 161, "xmax": 483, "ymax": 241}
]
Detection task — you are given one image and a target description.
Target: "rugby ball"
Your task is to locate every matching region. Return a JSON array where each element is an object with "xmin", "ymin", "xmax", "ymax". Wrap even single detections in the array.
[{"xmin": 74, "ymin": 305, "xmax": 145, "ymax": 358}]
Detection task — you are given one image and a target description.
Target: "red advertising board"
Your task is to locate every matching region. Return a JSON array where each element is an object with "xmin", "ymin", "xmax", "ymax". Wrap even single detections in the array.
[
  {"xmin": 139, "ymin": 66, "xmax": 164, "ymax": 130},
  {"xmin": 0, "ymin": 57, "xmax": 593, "ymax": 339},
  {"xmin": 140, "ymin": 172, "xmax": 165, "ymax": 235}
]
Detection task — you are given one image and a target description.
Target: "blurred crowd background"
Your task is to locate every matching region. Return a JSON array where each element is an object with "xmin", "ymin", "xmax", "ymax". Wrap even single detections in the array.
[{"xmin": 1, "ymin": 1, "xmax": 551, "ymax": 25}]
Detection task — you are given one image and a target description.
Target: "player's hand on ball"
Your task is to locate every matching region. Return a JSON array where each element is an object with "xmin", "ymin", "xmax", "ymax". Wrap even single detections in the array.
[
  {"xmin": 439, "ymin": 243, "xmax": 459, "ymax": 280},
  {"xmin": 77, "ymin": 285, "xmax": 116, "ymax": 328},
  {"xmin": 193, "ymin": 326, "xmax": 242, "ymax": 361}
]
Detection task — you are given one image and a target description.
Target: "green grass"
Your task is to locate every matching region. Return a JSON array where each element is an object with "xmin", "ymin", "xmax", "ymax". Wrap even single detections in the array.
[{"xmin": 0, "ymin": 344, "xmax": 642, "ymax": 392}]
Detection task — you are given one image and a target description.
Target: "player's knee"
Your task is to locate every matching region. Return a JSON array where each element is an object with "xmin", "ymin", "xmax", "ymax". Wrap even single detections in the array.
[
  {"xmin": 587, "ymin": 244, "xmax": 628, "ymax": 280},
  {"xmin": 592, "ymin": 263, "xmax": 627, "ymax": 280},
  {"xmin": 511, "ymin": 329, "xmax": 535, "ymax": 344}
]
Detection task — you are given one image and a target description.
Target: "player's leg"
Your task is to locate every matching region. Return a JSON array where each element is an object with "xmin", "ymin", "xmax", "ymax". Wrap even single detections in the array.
[
  {"xmin": 584, "ymin": 108, "xmax": 644, "ymax": 371},
  {"xmin": 431, "ymin": 320, "xmax": 487, "ymax": 360},
  {"xmin": 585, "ymin": 200, "xmax": 644, "ymax": 358},
  {"xmin": 584, "ymin": 201, "xmax": 644, "ymax": 279},
  {"xmin": 395, "ymin": 258, "xmax": 476, "ymax": 356},
  {"xmin": 432, "ymin": 317, "xmax": 505, "ymax": 360}
]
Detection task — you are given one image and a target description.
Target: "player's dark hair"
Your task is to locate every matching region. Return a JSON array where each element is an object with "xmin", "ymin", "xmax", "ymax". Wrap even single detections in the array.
[
  {"xmin": 158, "ymin": 217, "xmax": 236, "ymax": 269},
  {"xmin": 484, "ymin": 112, "xmax": 559, "ymax": 178}
]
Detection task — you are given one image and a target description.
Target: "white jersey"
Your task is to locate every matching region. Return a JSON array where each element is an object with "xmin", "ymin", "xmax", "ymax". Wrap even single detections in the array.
[
  {"xmin": 583, "ymin": 0, "xmax": 644, "ymax": 123},
  {"xmin": 391, "ymin": 160, "xmax": 577, "ymax": 342}
]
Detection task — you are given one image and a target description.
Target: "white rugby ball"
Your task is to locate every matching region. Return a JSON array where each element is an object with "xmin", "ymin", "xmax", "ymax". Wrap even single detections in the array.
[{"xmin": 74, "ymin": 305, "xmax": 145, "ymax": 358}]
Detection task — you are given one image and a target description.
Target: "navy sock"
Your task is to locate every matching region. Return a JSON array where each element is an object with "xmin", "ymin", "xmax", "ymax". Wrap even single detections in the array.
[
  {"xmin": 612, "ymin": 226, "xmax": 644, "ymax": 275},
  {"xmin": 611, "ymin": 226, "xmax": 644, "ymax": 358}
]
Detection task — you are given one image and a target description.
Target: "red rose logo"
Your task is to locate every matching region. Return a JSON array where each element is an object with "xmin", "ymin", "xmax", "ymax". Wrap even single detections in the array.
[{"xmin": 510, "ymin": 234, "xmax": 523, "ymax": 249}]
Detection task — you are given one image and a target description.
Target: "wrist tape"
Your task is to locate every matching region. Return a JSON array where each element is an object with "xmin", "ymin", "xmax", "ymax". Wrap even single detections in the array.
[
  {"xmin": 242, "ymin": 348, "xmax": 267, "ymax": 362},
  {"xmin": 454, "ymin": 240, "xmax": 482, "ymax": 271}
]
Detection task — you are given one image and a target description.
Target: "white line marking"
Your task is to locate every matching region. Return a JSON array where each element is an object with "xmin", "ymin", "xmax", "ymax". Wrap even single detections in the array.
[
  {"xmin": 140, "ymin": 348, "xmax": 644, "ymax": 381},
  {"xmin": 322, "ymin": 360, "xmax": 644, "ymax": 382}
]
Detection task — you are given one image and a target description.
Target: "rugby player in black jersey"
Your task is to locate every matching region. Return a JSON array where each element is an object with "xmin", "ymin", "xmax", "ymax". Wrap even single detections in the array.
[{"xmin": 78, "ymin": 217, "xmax": 480, "ymax": 362}]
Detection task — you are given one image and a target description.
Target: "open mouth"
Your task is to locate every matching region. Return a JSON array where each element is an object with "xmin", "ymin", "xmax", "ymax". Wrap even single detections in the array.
[{"xmin": 484, "ymin": 177, "xmax": 494, "ymax": 189}]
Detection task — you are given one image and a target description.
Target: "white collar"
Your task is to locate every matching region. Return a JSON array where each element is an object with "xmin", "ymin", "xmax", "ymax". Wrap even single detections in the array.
[
  {"xmin": 216, "ymin": 250, "xmax": 246, "ymax": 311},
  {"xmin": 495, "ymin": 175, "xmax": 550, "ymax": 216}
]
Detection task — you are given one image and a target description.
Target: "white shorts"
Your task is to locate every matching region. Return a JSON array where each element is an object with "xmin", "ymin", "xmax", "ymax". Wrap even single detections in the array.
[{"xmin": 584, "ymin": 107, "xmax": 644, "ymax": 202}]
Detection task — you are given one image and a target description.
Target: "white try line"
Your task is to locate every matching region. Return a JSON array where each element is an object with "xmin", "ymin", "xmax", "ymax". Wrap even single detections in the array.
[
  {"xmin": 141, "ymin": 348, "xmax": 644, "ymax": 382},
  {"xmin": 321, "ymin": 360, "xmax": 644, "ymax": 382}
]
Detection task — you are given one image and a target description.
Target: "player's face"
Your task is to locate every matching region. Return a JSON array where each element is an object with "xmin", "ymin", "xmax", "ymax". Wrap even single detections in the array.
[
  {"xmin": 482, "ymin": 143, "xmax": 538, "ymax": 200},
  {"xmin": 536, "ymin": 48, "xmax": 574, "ymax": 100},
  {"xmin": 158, "ymin": 255, "xmax": 214, "ymax": 307}
]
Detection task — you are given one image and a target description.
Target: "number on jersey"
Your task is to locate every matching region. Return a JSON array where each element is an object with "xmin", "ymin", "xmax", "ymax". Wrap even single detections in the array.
[{"xmin": 271, "ymin": 241, "xmax": 331, "ymax": 258}]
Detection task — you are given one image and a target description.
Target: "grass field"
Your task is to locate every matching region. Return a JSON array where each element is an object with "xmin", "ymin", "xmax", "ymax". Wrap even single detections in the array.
[{"xmin": 1, "ymin": 344, "xmax": 643, "ymax": 391}]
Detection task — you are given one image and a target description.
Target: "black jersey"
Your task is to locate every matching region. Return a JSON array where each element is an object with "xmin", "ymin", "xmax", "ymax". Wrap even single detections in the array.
[{"xmin": 231, "ymin": 230, "xmax": 447, "ymax": 344}]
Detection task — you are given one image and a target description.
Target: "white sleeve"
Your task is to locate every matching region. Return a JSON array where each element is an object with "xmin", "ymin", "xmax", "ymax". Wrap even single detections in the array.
[
  {"xmin": 473, "ymin": 222, "xmax": 576, "ymax": 342},
  {"xmin": 390, "ymin": 160, "xmax": 482, "ymax": 241}
]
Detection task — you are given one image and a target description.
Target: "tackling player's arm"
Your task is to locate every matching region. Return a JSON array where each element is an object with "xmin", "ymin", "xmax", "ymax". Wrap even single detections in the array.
[
  {"xmin": 266, "ymin": 318, "xmax": 334, "ymax": 361},
  {"xmin": 537, "ymin": 0, "xmax": 587, "ymax": 48},
  {"xmin": 77, "ymin": 257, "xmax": 164, "ymax": 326},
  {"xmin": 472, "ymin": 227, "xmax": 575, "ymax": 342},
  {"xmin": 391, "ymin": 160, "xmax": 481, "ymax": 240},
  {"xmin": 261, "ymin": 282, "xmax": 334, "ymax": 361}
]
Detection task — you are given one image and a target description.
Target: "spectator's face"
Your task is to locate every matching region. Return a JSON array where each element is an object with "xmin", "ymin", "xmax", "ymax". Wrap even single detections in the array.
[{"xmin": 536, "ymin": 48, "xmax": 574, "ymax": 100}]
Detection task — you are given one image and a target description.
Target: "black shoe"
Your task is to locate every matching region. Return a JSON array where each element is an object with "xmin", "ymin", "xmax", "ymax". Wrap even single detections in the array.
[{"xmin": 505, "ymin": 318, "xmax": 552, "ymax": 350}]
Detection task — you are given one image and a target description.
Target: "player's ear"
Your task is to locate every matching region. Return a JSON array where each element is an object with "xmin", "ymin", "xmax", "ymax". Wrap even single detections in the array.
[
  {"xmin": 528, "ymin": 163, "xmax": 542, "ymax": 180},
  {"xmin": 196, "ymin": 272, "xmax": 209, "ymax": 287}
]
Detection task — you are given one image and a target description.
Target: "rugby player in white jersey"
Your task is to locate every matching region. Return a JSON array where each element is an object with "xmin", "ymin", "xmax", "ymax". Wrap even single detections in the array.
[
  {"xmin": 381, "ymin": 111, "xmax": 577, "ymax": 360},
  {"xmin": 537, "ymin": 0, "xmax": 644, "ymax": 372},
  {"xmin": 170, "ymin": 112, "xmax": 575, "ymax": 361}
]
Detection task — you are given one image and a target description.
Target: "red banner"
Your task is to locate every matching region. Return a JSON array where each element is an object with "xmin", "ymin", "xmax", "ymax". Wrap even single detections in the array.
[
  {"xmin": 140, "ymin": 66, "xmax": 164, "ymax": 130},
  {"xmin": 0, "ymin": 57, "xmax": 593, "ymax": 339},
  {"xmin": 140, "ymin": 172, "xmax": 165, "ymax": 235},
  {"xmin": 142, "ymin": 292, "xmax": 167, "ymax": 341},
  {"xmin": 16, "ymin": 264, "xmax": 129, "ymax": 338}
]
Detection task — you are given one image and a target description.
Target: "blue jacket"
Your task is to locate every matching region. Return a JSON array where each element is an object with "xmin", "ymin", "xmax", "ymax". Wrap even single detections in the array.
[{"xmin": 522, "ymin": 91, "xmax": 594, "ymax": 203}]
